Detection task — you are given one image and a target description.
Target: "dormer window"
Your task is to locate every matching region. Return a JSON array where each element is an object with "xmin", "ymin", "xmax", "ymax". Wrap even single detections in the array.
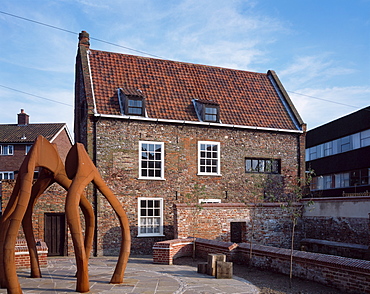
[
  {"xmin": 204, "ymin": 105, "xmax": 218, "ymax": 122},
  {"xmin": 118, "ymin": 88, "xmax": 146, "ymax": 116},
  {"xmin": 193, "ymin": 99, "xmax": 220, "ymax": 123},
  {"xmin": 127, "ymin": 98, "xmax": 143, "ymax": 115}
]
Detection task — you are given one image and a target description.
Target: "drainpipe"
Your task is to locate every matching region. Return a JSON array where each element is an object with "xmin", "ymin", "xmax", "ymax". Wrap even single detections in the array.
[{"xmin": 93, "ymin": 117, "xmax": 98, "ymax": 257}]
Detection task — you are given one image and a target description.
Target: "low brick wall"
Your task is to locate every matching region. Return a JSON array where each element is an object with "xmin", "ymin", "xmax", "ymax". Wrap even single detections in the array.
[
  {"xmin": 195, "ymin": 238, "xmax": 238, "ymax": 261},
  {"xmin": 153, "ymin": 238, "xmax": 370, "ymax": 294},
  {"xmin": 237, "ymin": 243, "xmax": 370, "ymax": 293},
  {"xmin": 153, "ymin": 238, "xmax": 194, "ymax": 265},
  {"xmin": 15, "ymin": 239, "xmax": 48, "ymax": 269}
]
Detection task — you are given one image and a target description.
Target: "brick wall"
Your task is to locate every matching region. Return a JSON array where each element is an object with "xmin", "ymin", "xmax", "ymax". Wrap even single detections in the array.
[
  {"xmin": 174, "ymin": 202, "xmax": 302, "ymax": 249},
  {"xmin": 14, "ymin": 239, "xmax": 48, "ymax": 269},
  {"xmin": 302, "ymin": 197, "xmax": 370, "ymax": 259},
  {"xmin": 153, "ymin": 238, "xmax": 194, "ymax": 264},
  {"xmin": 92, "ymin": 118, "xmax": 302, "ymax": 255},
  {"xmin": 52, "ymin": 128, "xmax": 72, "ymax": 162},
  {"xmin": 236, "ymin": 242, "xmax": 370, "ymax": 294},
  {"xmin": 0, "ymin": 144, "xmax": 28, "ymax": 172}
]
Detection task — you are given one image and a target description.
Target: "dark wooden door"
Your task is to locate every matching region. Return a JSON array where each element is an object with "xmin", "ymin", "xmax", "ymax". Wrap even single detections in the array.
[
  {"xmin": 230, "ymin": 222, "xmax": 246, "ymax": 243},
  {"xmin": 44, "ymin": 213, "xmax": 66, "ymax": 256}
]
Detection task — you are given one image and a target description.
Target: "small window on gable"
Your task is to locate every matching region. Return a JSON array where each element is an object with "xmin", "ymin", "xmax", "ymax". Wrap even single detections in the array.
[
  {"xmin": 118, "ymin": 88, "xmax": 146, "ymax": 116},
  {"xmin": 245, "ymin": 158, "xmax": 280, "ymax": 174},
  {"xmin": 193, "ymin": 99, "xmax": 220, "ymax": 123}
]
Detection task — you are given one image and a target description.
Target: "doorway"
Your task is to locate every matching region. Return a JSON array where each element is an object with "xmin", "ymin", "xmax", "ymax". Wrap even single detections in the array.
[
  {"xmin": 230, "ymin": 221, "xmax": 246, "ymax": 243},
  {"xmin": 44, "ymin": 213, "xmax": 66, "ymax": 256}
]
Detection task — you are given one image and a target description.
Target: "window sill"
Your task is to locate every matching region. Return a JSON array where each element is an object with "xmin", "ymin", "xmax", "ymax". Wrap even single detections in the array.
[
  {"xmin": 137, "ymin": 234, "xmax": 165, "ymax": 238},
  {"xmin": 138, "ymin": 177, "xmax": 166, "ymax": 181},
  {"xmin": 197, "ymin": 173, "xmax": 222, "ymax": 177}
]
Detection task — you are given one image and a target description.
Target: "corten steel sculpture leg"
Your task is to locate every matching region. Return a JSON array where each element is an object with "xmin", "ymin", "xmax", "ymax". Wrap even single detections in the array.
[
  {"xmin": 65, "ymin": 143, "xmax": 131, "ymax": 293},
  {"xmin": 0, "ymin": 136, "xmax": 95, "ymax": 294},
  {"xmin": 21, "ymin": 168, "xmax": 95, "ymax": 279},
  {"xmin": 0, "ymin": 136, "xmax": 61, "ymax": 294}
]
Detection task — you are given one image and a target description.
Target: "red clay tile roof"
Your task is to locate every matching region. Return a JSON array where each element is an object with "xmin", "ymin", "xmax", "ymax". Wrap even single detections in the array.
[
  {"xmin": 88, "ymin": 49, "xmax": 301, "ymax": 130},
  {"xmin": 0, "ymin": 123, "xmax": 66, "ymax": 144}
]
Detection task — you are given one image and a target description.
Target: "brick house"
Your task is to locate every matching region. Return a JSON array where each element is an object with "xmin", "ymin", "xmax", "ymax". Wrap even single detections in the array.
[
  {"xmin": 74, "ymin": 31, "xmax": 306, "ymax": 255},
  {"xmin": 0, "ymin": 109, "xmax": 73, "ymax": 256},
  {"xmin": 0, "ymin": 109, "xmax": 72, "ymax": 180}
]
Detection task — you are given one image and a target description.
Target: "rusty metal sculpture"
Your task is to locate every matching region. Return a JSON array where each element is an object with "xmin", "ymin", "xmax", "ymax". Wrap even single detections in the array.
[{"xmin": 0, "ymin": 136, "xmax": 131, "ymax": 294}]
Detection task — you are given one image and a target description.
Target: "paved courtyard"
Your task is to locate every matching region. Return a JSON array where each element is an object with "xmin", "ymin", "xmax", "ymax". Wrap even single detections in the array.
[{"xmin": 0, "ymin": 256, "xmax": 259, "ymax": 293}]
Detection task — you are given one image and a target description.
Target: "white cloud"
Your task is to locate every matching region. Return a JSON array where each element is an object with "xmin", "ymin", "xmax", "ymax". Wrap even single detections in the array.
[
  {"xmin": 99, "ymin": 0, "xmax": 287, "ymax": 70},
  {"xmin": 280, "ymin": 54, "xmax": 356, "ymax": 89}
]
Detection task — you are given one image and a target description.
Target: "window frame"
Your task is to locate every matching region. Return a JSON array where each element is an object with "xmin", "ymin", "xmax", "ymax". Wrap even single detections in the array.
[
  {"xmin": 118, "ymin": 88, "xmax": 146, "ymax": 117},
  {"xmin": 137, "ymin": 197, "xmax": 164, "ymax": 237},
  {"xmin": 245, "ymin": 158, "xmax": 281, "ymax": 174},
  {"xmin": 25, "ymin": 145, "xmax": 32, "ymax": 155},
  {"xmin": 138, "ymin": 141, "xmax": 165, "ymax": 180},
  {"xmin": 0, "ymin": 145, "xmax": 14, "ymax": 156},
  {"xmin": 198, "ymin": 141, "xmax": 221, "ymax": 176},
  {"xmin": 202, "ymin": 104, "xmax": 220, "ymax": 122},
  {"xmin": 0, "ymin": 171, "xmax": 14, "ymax": 180},
  {"xmin": 126, "ymin": 96, "xmax": 145, "ymax": 116}
]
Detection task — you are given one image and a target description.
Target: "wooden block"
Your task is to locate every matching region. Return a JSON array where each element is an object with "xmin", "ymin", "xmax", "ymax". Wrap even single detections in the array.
[
  {"xmin": 216, "ymin": 261, "xmax": 233, "ymax": 279},
  {"xmin": 197, "ymin": 262, "xmax": 208, "ymax": 274},
  {"xmin": 207, "ymin": 253, "xmax": 226, "ymax": 276}
]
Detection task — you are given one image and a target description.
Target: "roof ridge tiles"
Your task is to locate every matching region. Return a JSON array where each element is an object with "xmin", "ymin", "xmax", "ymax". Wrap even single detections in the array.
[{"xmin": 89, "ymin": 49, "xmax": 267, "ymax": 76}]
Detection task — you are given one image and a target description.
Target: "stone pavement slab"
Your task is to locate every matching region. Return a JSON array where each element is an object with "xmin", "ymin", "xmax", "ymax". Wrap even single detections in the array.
[{"xmin": 0, "ymin": 256, "xmax": 259, "ymax": 293}]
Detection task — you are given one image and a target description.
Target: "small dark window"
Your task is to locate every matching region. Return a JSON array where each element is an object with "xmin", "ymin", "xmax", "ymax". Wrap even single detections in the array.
[
  {"xmin": 245, "ymin": 158, "xmax": 280, "ymax": 174},
  {"xmin": 127, "ymin": 98, "xmax": 143, "ymax": 115},
  {"xmin": 118, "ymin": 88, "xmax": 145, "ymax": 116},
  {"xmin": 193, "ymin": 99, "xmax": 220, "ymax": 123},
  {"xmin": 204, "ymin": 105, "xmax": 218, "ymax": 122}
]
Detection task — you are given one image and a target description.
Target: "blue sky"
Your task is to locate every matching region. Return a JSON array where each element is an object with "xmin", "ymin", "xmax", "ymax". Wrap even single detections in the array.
[{"xmin": 0, "ymin": 0, "xmax": 369, "ymax": 135}]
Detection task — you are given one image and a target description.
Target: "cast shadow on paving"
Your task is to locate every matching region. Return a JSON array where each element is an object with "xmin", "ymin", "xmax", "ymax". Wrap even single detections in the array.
[{"xmin": 0, "ymin": 256, "xmax": 259, "ymax": 294}]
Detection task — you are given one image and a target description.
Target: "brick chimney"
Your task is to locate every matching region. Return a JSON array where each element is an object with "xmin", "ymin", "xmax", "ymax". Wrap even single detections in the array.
[
  {"xmin": 79, "ymin": 31, "xmax": 90, "ymax": 49},
  {"xmin": 17, "ymin": 109, "xmax": 29, "ymax": 126}
]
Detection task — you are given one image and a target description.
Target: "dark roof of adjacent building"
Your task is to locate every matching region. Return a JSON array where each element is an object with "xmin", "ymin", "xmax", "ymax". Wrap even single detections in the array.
[
  {"xmin": 79, "ymin": 32, "xmax": 304, "ymax": 131},
  {"xmin": 0, "ymin": 123, "xmax": 67, "ymax": 144}
]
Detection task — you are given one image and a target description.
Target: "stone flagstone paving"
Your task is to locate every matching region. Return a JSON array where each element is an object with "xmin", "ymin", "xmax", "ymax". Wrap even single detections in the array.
[{"xmin": 0, "ymin": 256, "xmax": 259, "ymax": 293}]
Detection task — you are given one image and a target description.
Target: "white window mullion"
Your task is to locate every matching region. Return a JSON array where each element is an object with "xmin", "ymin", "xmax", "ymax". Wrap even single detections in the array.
[
  {"xmin": 139, "ymin": 141, "xmax": 164, "ymax": 180},
  {"xmin": 138, "ymin": 197, "xmax": 163, "ymax": 237},
  {"xmin": 198, "ymin": 141, "xmax": 221, "ymax": 176}
]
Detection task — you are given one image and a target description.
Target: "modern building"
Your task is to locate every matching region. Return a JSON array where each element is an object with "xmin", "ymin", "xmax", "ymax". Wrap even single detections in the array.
[
  {"xmin": 74, "ymin": 31, "xmax": 306, "ymax": 254},
  {"xmin": 306, "ymin": 106, "xmax": 370, "ymax": 197}
]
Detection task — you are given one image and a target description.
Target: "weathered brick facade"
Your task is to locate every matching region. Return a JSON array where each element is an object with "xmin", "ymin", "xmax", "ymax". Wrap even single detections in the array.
[
  {"xmin": 88, "ymin": 118, "xmax": 304, "ymax": 255},
  {"xmin": 74, "ymin": 31, "xmax": 306, "ymax": 255}
]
